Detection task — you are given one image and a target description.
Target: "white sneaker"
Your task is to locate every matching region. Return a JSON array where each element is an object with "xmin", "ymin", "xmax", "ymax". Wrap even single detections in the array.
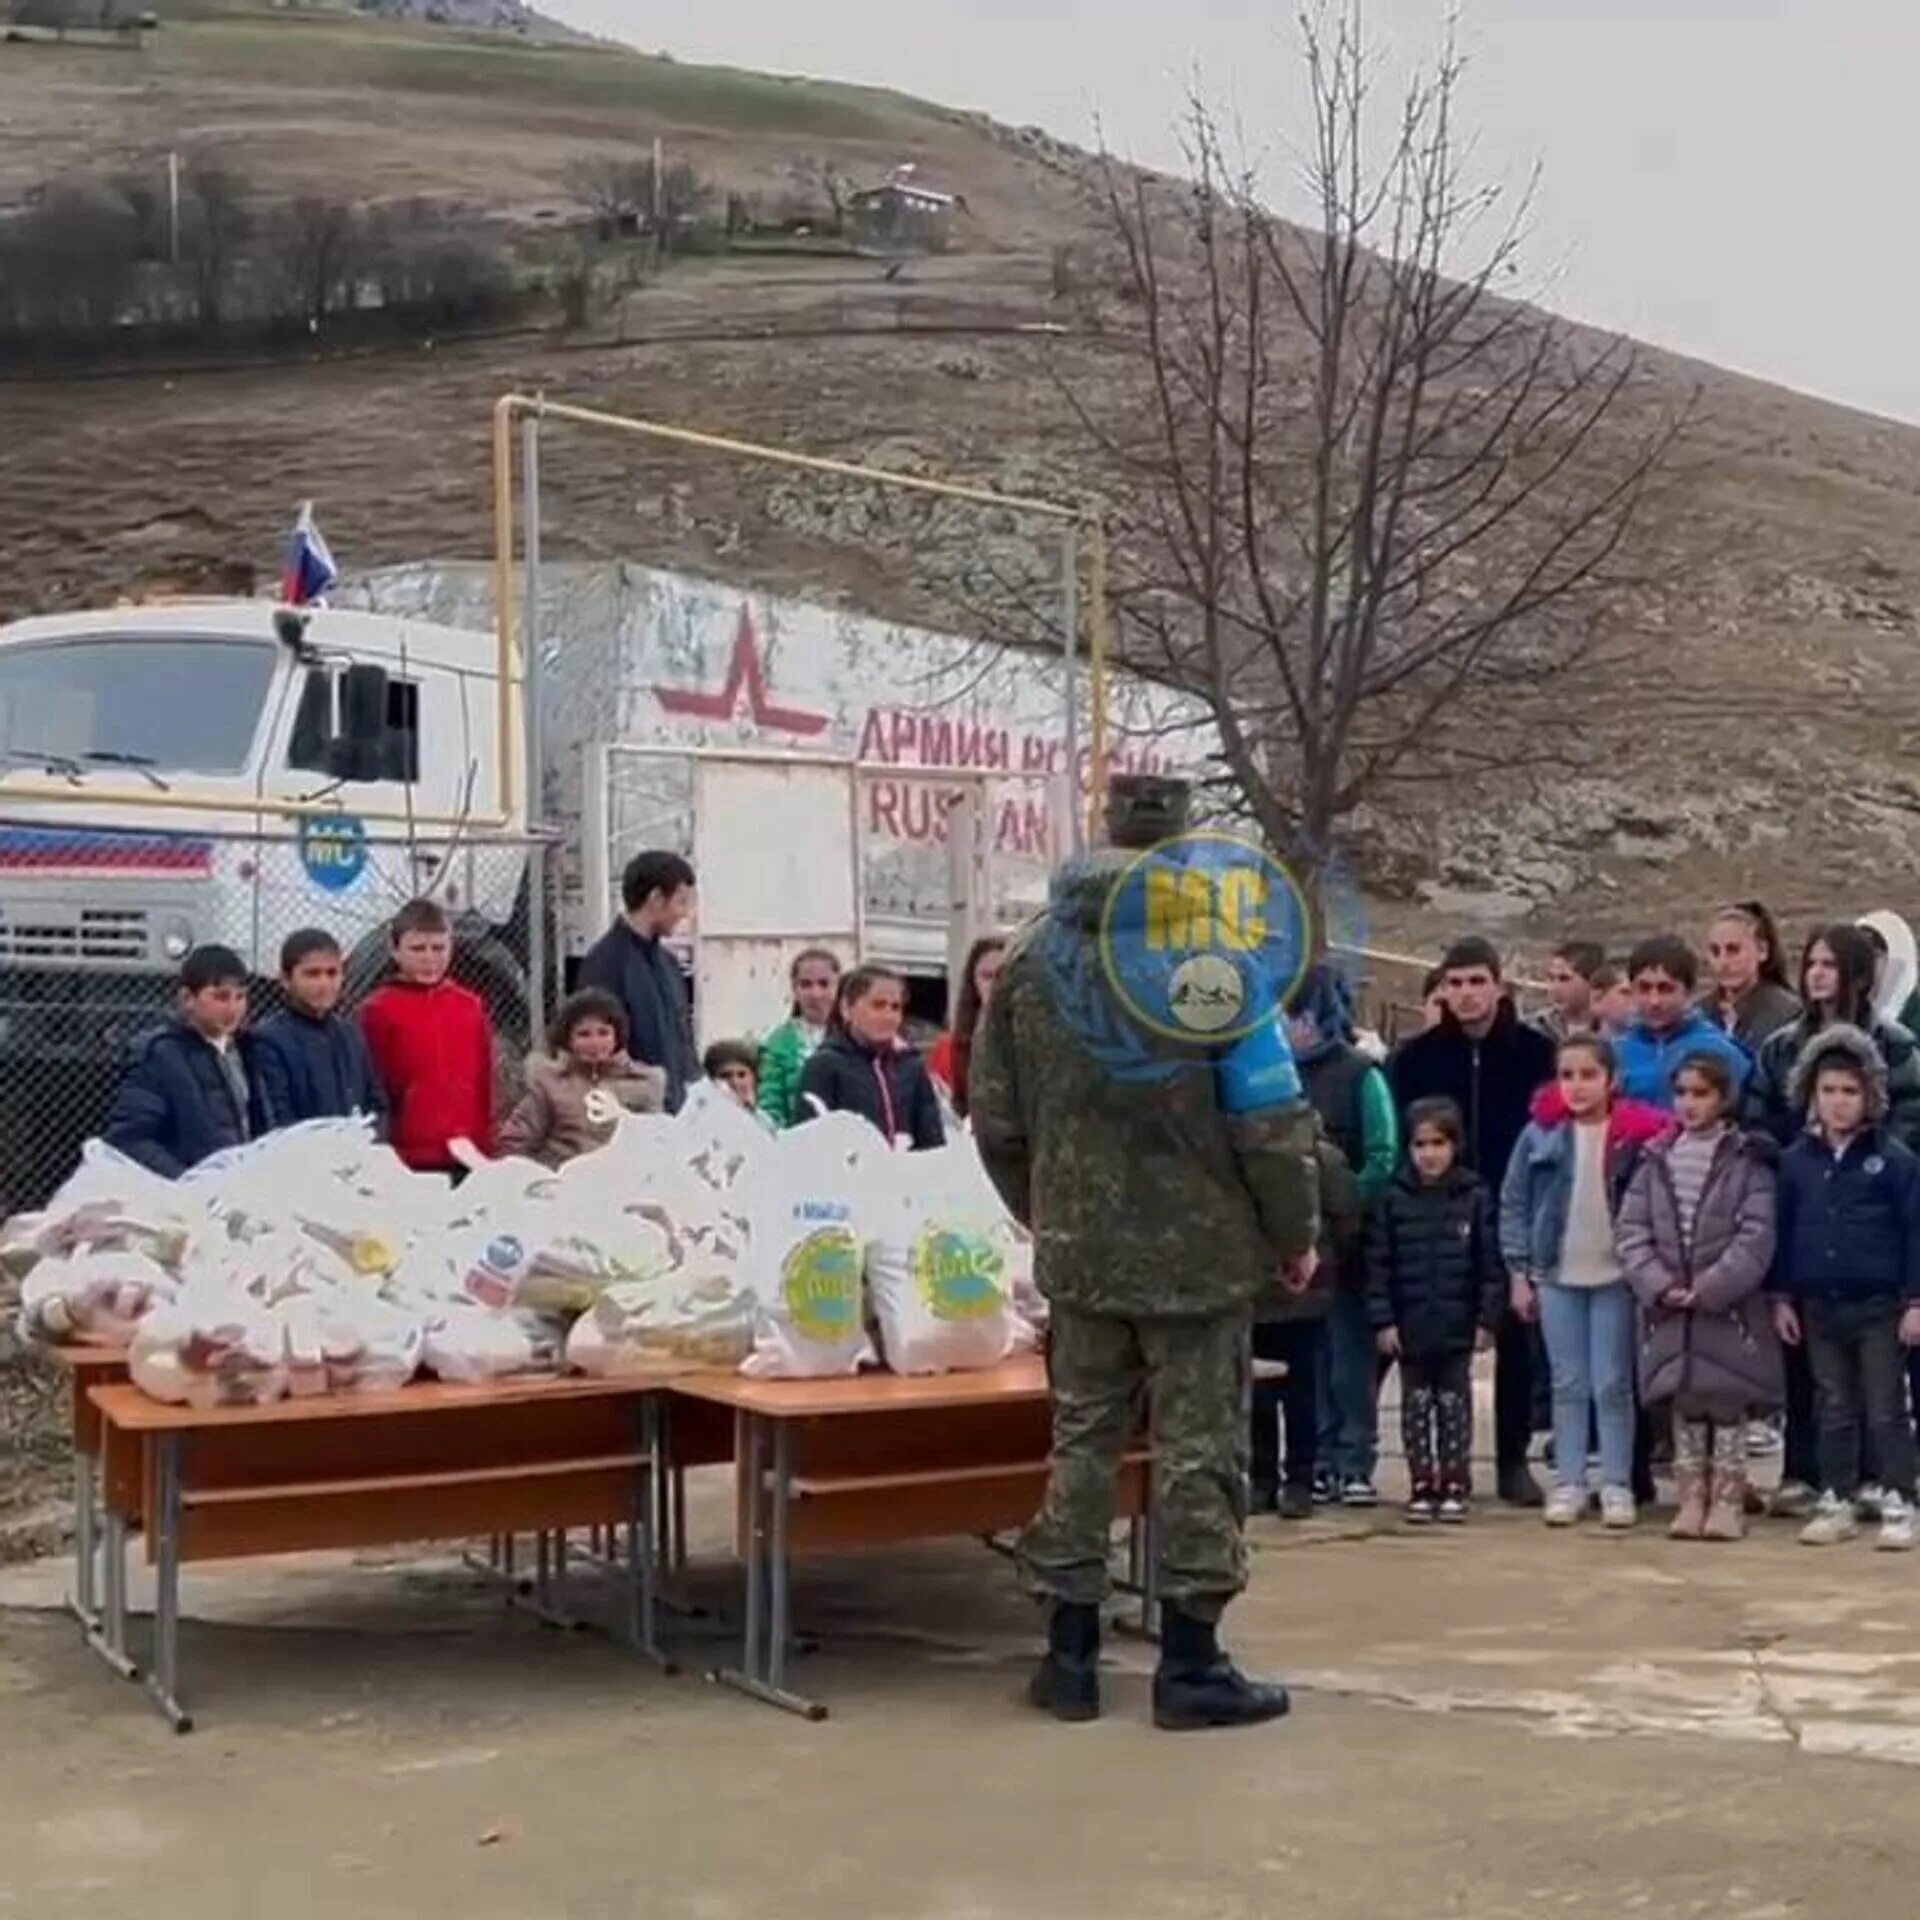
[
  {"xmin": 1876, "ymin": 1492, "xmax": 1915, "ymax": 1552},
  {"xmin": 1799, "ymin": 1492, "xmax": 1861, "ymax": 1546},
  {"xmin": 1771, "ymin": 1479, "xmax": 1817, "ymax": 1519},
  {"xmin": 1544, "ymin": 1486, "xmax": 1584, "ymax": 1527},
  {"xmin": 1599, "ymin": 1486, "xmax": 1638, "ymax": 1530},
  {"xmin": 1855, "ymin": 1483, "xmax": 1888, "ymax": 1521}
]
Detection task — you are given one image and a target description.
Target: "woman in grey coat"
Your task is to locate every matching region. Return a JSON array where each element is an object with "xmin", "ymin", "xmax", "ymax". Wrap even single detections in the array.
[{"xmin": 1617, "ymin": 1051, "xmax": 1781, "ymax": 1542}]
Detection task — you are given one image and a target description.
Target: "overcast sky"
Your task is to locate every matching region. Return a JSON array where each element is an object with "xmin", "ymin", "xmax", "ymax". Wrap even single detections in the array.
[{"xmin": 544, "ymin": 2, "xmax": 1919, "ymax": 425}]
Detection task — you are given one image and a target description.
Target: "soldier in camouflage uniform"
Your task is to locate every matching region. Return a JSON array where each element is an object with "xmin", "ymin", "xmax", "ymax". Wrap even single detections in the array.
[{"xmin": 970, "ymin": 773, "xmax": 1321, "ymax": 1729}]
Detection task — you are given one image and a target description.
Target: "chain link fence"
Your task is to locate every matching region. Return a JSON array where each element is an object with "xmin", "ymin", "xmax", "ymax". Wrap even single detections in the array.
[{"xmin": 0, "ymin": 818, "xmax": 554, "ymax": 1215}]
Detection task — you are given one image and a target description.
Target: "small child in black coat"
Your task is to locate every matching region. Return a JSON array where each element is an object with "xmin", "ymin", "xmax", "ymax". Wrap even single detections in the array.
[{"xmin": 1365, "ymin": 1096, "xmax": 1504, "ymax": 1522}]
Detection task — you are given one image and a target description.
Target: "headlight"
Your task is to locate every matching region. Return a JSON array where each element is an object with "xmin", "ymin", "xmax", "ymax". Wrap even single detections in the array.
[{"xmin": 160, "ymin": 918, "xmax": 194, "ymax": 961}]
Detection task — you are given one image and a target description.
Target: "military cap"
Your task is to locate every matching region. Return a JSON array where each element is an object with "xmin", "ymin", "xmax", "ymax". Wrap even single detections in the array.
[{"xmin": 1106, "ymin": 772, "xmax": 1192, "ymax": 849}]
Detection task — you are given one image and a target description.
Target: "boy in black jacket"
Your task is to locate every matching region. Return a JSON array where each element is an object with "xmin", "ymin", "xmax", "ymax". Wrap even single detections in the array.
[
  {"xmin": 103, "ymin": 944, "xmax": 258, "ymax": 1177},
  {"xmin": 1771, "ymin": 1024, "xmax": 1920, "ymax": 1551},
  {"xmin": 252, "ymin": 929, "xmax": 387, "ymax": 1136},
  {"xmin": 1366, "ymin": 1097, "xmax": 1503, "ymax": 1523}
]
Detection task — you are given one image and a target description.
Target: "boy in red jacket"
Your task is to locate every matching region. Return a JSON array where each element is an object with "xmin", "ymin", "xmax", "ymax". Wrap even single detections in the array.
[{"xmin": 360, "ymin": 898, "xmax": 494, "ymax": 1174}]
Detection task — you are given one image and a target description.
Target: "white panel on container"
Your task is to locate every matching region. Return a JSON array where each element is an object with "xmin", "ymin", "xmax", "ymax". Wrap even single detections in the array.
[
  {"xmin": 697, "ymin": 937, "xmax": 859, "ymax": 1050},
  {"xmin": 692, "ymin": 759, "xmax": 857, "ymax": 939}
]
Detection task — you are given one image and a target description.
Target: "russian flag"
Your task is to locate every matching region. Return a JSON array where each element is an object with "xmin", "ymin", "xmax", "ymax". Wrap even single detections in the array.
[{"xmin": 280, "ymin": 501, "xmax": 338, "ymax": 607}]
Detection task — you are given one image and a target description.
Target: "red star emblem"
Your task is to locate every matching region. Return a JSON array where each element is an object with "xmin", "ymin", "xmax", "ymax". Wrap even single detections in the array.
[{"xmin": 653, "ymin": 605, "xmax": 829, "ymax": 737}]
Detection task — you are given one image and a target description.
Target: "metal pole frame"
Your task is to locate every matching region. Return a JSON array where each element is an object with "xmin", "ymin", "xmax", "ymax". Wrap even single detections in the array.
[
  {"xmin": 488, "ymin": 392, "xmax": 1115, "ymax": 845},
  {"xmin": 520, "ymin": 410, "xmax": 549, "ymax": 1038}
]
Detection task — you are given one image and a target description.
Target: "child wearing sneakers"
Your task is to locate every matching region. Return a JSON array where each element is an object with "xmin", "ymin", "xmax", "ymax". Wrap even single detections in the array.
[
  {"xmin": 1364, "ymin": 1097, "xmax": 1502, "ymax": 1522},
  {"xmin": 1770, "ymin": 1025, "xmax": 1920, "ymax": 1550},
  {"xmin": 1501, "ymin": 1034, "xmax": 1671, "ymax": 1530},
  {"xmin": 1616, "ymin": 1052, "xmax": 1781, "ymax": 1540}
]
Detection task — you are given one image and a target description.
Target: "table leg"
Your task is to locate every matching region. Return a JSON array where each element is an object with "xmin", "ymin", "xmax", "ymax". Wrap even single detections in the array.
[
  {"xmin": 625, "ymin": 1399, "xmax": 672, "ymax": 1672},
  {"xmin": 713, "ymin": 1414, "xmax": 825, "ymax": 1721},
  {"xmin": 672, "ymin": 1462, "xmax": 689, "ymax": 1576},
  {"xmin": 85, "ymin": 1509, "xmax": 139, "ymax": 1682},
  {"xmin": 67, "ymin": 1450, "xmax": 97, "ymax": 1629},
  {"xmin": 144, "ymin": 1434, "xmax": 191, "ymax": 1733}
]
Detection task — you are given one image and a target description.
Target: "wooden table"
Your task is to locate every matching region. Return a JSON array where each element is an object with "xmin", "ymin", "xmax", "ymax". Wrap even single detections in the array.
[
  {"xmin": 667, "ymin": 1358, "xmax": 1152, "ymax": 1720},
  {"xmin": 39, "ymin": 1344, "xmax": 133, "ymax": 1673},
  {"xmin": 89, "ymin": 1374, "xmax": 669, "ymax": 1731}
]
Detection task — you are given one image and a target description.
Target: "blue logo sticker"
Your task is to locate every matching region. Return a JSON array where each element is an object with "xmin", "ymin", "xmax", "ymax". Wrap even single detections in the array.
[
  {"xmin": 1100, "ymin": 830, "xmax": 1311, "ymax": 1045},
  {"xmin": 299, "ymin": 814, "xmax": 368, "ymax": 893}
]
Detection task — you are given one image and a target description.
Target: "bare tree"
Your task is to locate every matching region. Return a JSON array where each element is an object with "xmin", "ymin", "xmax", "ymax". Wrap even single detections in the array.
[
  {"xmin": 787, "ymin": 155, "xmax": 853, "ymax": 236},
  {"xmin": 564, "ymin": 152, "xmax": 654, "ymax": 231},
  {"xmin": 1065, "ymin": 8, "xmax": 1689, "ymax": 894},
  {"xmin": 271, "ymin": 195, "xmax": 361, "ymax": 328},
  {"xmin": 179, "ymin": 160, "xmax": 252, "ymax": 330}
]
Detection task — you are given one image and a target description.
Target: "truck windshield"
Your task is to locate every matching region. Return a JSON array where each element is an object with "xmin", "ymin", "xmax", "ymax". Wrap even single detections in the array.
[{"xmin": 0, "ymin": 637, "xmax": 276, "ymax": 776}]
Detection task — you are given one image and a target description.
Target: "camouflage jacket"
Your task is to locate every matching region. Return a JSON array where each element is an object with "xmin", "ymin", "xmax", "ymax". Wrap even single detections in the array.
[{"xmin": 970, "ymin": 850, "xmax": 1321, "ymax": 1318}]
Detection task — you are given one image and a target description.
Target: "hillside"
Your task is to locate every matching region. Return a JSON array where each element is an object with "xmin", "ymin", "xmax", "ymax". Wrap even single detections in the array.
[{"xmin": 4, "ymin": 9, "xmax": 1920, "ymax": 957}]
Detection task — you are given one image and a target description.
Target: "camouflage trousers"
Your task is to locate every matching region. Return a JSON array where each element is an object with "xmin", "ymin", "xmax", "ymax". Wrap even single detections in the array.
[{"xmin": 1020, "ymin": 1305, "xmax": 1252, "ymax": 1623}]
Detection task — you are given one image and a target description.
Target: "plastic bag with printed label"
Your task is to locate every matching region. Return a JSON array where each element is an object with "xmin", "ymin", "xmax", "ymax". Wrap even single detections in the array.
[
  {"xmin": 864, "ymin": 1141, "xmax": 1018, "ymax": 1376},
  {"xmin": 3, "ymin": 1142, "xmax": 197, "ymax": 1274},
  {"xmin": 565, "ymin": 1271, "xmax": 757, "ymax": 1377},
  {"xmin": 129, "ymin": 1288, "xmax": 290, "ymax": 1408},
  {"xmin": 740, "ymin": 1112, "xmax": 879, "ymax": 1379},
  {"xmin": 18, "ymin": 1248, "xmax": 178, "ymax": 1347}
]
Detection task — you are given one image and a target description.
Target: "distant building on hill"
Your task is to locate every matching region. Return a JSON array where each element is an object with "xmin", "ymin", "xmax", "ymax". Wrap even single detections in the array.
[
  {"xmin": 8, "ymin": 0, "xmax": 151, "ymax": 35},
  {"xmin": 847, "ymin": 169, "xmax": 966, "ymax": 254}
]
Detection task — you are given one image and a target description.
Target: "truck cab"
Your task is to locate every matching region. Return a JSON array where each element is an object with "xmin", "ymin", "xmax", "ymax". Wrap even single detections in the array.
[{"xmin": 0, "ymin": 599, "xmax": 526, "ymax": 1208}]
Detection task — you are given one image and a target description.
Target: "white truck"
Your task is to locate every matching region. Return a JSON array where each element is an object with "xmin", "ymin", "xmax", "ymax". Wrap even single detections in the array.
[{"xmin": 0, "ymin": 561, "xmax": 1210, "ymax": 1204}]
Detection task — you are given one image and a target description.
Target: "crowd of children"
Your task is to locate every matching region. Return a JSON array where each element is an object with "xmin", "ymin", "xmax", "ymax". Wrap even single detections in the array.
[
  {"xmin": 100, "ymin": 849, "xmax": 976, "ymax": 1189},
  {"xmin": 95, "ymin": 850, "xmax": 1920, "ymax": 1556},
  {"xmin": 1326, "ymin": 909, "xmax": 1920, "ymax": 1552}
]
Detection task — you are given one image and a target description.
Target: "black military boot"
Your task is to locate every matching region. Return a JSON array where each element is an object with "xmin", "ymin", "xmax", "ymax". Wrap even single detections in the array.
[
  {"xmin": 1027, "ymin": 1602, "xmax": 1101, "ymax": 1722},
  {"xmin": 1152, "ymin": 1607, "xmax": 1290, "ymax": 1731}
]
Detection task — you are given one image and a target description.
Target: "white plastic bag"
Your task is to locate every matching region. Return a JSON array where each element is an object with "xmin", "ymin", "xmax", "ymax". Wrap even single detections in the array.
[
  {"xmin": 741, "ymin": 1112, "xmax": 879, "ymax": 1379},
  {"xmin": 420, "ymin": 1306, "xmax": 560, "ymax": 1385},
  {"xmin": 9, "ymin": 1142, "xmax": 197, "ymax": 1271},
  {"xmin": 864, "ymin": 1141, "xmax": 1018, "ymax": 1376},
  {"xmin": 565, "ymin": 1271, "xmax": 756, "ymax": 1377},
  {"xmin": 130, "ymin": 1289, "xmax": 290, "ymax": 1408},
  {"xmin": 280, "ymin": 1293, "xmax": 424, "ymax": 1397},
  {"xmin": 18, "ymin": 1248, "xmax": 176, "ymax": 1347}
]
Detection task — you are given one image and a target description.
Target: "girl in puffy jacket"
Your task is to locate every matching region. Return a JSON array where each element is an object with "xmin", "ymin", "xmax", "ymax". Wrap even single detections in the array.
[
  {"xmin": 1365, "ymin": 1097, "xmax": 1503, "ymax": 1523},
  {"xmin": 1617, "ymin": 1052, "xmax": 1780, "ymax": 1540},
  {"xmin": 1501, "ymin": 1034, "xmax": 1671, "ymax": 1530},
  {"xmin": 497, "ymin": 989, "xmax": 666, "ymax": 1169},
  {"xmin": 798, "ymin": 965, "xmax": 946, "ymax": 1150}
]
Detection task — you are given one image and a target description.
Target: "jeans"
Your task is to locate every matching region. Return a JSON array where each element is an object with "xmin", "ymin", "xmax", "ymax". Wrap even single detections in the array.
[
  {"xmin": 1315, "ymin": 1289, "xmax": 1383, "ymax": 1484},
  {"xmin": 1782, "ymin": 1339, "xmax": 1819, "ymax": 1488},
  {"xmin": 1537, "ymin": 1281, "xmax": 1637, "ymax": 1493},
  {"xmin": 1803, "ymin": 1295, "xmax": 1918, "ymax": 1500},
  {"xmin": 1251, "ymin": 1320, "xmax": 1323, "ymax": 1491}
]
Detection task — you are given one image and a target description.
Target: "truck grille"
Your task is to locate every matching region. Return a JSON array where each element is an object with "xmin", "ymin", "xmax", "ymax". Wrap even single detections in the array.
[{"xmin": 0, "ymin": 907, "xmax": 150, "ymax": 964}]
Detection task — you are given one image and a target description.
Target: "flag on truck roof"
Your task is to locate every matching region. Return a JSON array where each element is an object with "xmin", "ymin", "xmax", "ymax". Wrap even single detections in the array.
[{"xmin": 281, "ymin": 502, "xmax": 338, "ymax": 607}]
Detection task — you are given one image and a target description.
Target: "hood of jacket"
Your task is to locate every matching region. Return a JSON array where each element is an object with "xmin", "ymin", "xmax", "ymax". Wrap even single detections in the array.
[
  {"xmin": 1643, "ymin": 1121, "xmax": 1779, "ymax": 1172},
  {"xmin": 1288, "ymin": 961, "xmax": 1360, "ymax": 1066},
  {"xmin": 1860, "ymin": 911, "xmax": 1918, "ymax": 1027},
  {"xmin": 1528, "ymin": 1080, "xmax": 1672, "ymax": 1148},
  {"xmin": 1785, "ymin": 1020, "xmax": 1890, "ymax": 1122}
]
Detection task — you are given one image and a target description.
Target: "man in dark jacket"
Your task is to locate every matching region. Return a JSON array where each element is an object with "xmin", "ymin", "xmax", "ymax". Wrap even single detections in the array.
[
  {"xmin": 104, "ymin": 944, "xmax": 259, "ymax": 1177},
  {"xmin": 1388, "ymin": 936, "xmax": 1556, "ymax": 1505},
  {"xmin": 577, "ymin": 849, "xmax": 699, "ymax": 1113},
  {"xmin": 252, "ymin": 929, "xmax": 386, "ymax": 1136}
]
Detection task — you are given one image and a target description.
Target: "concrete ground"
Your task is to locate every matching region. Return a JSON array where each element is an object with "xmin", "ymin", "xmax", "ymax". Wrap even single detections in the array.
[{"xmin": 3, "ymin": 1441, "xmax": 1918, "ymax": 1920}]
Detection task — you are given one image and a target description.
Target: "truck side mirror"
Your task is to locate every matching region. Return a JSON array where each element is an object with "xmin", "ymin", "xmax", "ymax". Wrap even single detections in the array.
[{"xmin": 339, "ymin": 663, "xmax": 391, "ymax": 781}]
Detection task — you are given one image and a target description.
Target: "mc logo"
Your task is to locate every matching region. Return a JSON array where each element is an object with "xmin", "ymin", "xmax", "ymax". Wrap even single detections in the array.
[{"xmin": 1099, "ymin": 829, "xmax": 1310, "ymax": 1044}]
